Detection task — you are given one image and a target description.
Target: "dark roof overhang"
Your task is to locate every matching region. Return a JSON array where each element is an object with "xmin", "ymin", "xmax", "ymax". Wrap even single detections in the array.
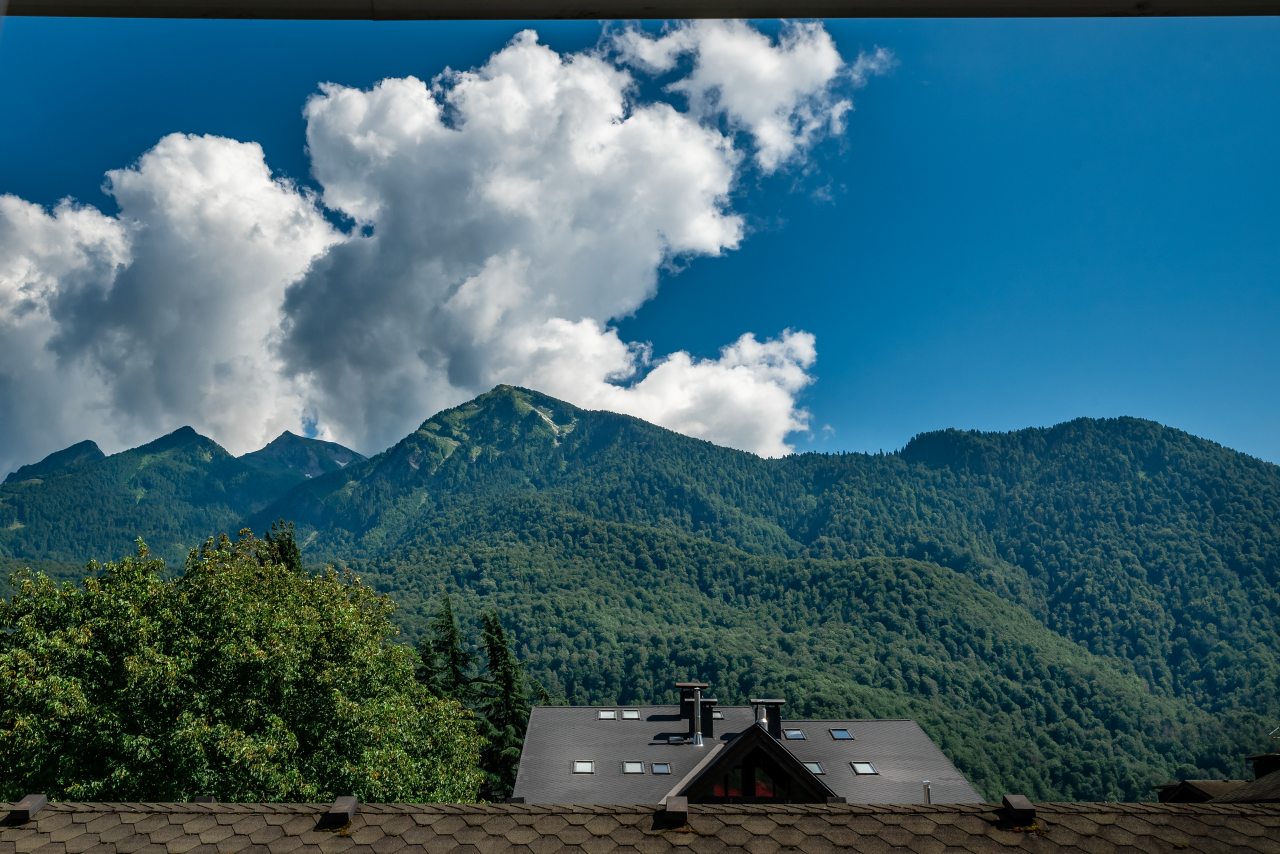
[{"xmin": 6, "ymin": 0, "xmax": 1279, "ymax": 18}]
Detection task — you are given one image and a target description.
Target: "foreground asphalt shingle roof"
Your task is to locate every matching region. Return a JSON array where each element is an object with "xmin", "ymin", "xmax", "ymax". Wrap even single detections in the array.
[{"xmin": 3, "ymin": 800, "xmax": 1280, "ymax": 853}]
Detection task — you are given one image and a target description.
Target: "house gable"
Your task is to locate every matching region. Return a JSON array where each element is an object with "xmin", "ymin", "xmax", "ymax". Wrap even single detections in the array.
[{"xmin": 668, "ymin": 722, "xmax": 839, "ymax": 804}]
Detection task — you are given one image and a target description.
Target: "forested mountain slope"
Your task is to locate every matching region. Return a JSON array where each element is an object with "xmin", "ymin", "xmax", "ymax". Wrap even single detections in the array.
[
  {"xmin": 4, "ymin": 385, "xmax": 1277, "ymax": 800},
  {"xmin": 246, "ymin": 386, "xmax": 1280, "ymax": 799}
]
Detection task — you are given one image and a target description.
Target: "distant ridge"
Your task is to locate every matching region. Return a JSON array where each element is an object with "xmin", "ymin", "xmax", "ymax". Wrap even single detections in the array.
[
  {"xmin": 3, "ymin": 439, "xmax": 104, "ymax": 485},
  {"xmin": 0, "ymin": 427, "xmax": 362, "ymax": 564}
]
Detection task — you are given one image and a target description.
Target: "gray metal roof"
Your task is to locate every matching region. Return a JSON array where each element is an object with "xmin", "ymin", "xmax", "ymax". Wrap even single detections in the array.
[{"xmin": 512, "ymin": 705, "xmax": 983, "ymax": 805}]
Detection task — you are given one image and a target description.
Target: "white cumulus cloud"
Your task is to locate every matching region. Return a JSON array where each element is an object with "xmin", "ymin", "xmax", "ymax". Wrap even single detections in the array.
[
  {"xmin": 613, "ymin": 20, "xmax": 892, "ymax": 171},
  {"xmin": 0, "ymin": 135, "xmax": 340, "ymax": 474},
  {"xmin": 0, "ymin": 21, "xmax": 887, "ymax": 474}
]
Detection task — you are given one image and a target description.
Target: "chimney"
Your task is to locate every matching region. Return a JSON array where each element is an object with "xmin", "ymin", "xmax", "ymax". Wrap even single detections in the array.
[
  {"xmin": 676, "ymin": 680, "xmax": 709, "ymax": 723},
  {"xmin": 749, "ymin": 698, "xmax": 785, "ymax": 740},
  {"xmin": 700, "ymin": 698, "xmax": 718, "ymax": 740},
  {"xmin": 676, "ymin": 680, "xmax": 709, "ymax": 747}
]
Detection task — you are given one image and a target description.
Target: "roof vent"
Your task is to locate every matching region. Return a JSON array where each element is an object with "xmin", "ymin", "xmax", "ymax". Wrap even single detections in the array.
[
  {"xmin": 5, "ymin": 794, "xmax": 47, "ymax": 825},
  {"xmin": 318, "ymin": 796, "xmax": 359, "ymax": 830},
  {"xmin": 658, "ymin": 795, "xmax": 689, "ymax": 828},
  {"xmin": 749, "ymin": 698, "xmax": 785, "ymax": 740},
  {"xmin": 999, "ymin": 794, "xmax": 1036, "ymax": 827}
]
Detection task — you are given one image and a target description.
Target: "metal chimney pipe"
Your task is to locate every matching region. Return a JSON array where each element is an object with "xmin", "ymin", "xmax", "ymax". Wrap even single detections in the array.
[
  {"xmin": 692, "ymin": 685, "xmax": 704, "ymax": 747},
  {"xmin": 923, "ymin": 781, "xmax": 932, "ymax": 804}
]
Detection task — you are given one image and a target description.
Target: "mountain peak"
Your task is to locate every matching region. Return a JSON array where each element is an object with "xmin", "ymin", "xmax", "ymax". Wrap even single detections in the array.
[
  {"xmin": 240, "ymin": 430, "xmax": 365, "ymax": 479},
  {"xmin": 267, "ymin": 430, "xmax": 304, "ymax": 444},
  {"xmin": 3, "ymin": 439, "xmax": 105, "ymax": 484},
  {"xmin": 134, "ymin": 425, "xmax": 226, "ymax": 456},
  {"xmin": 418, "ymin": 385, "xmax": 581, "ymax": 445}
]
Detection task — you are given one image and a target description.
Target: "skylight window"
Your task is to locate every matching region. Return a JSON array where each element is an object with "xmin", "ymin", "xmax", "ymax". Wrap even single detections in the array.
[
  {"xmin": 712, "ymin": 710, "xmax": 724, "ymax": 719},
  {"xmin": 653, "ymin": 762, "xmax": 672, "ymax": 775},
  {"xmin": 598, "ymin": 710, "xmax": 617, "ymax": 720},
  {"xmin": 829, "ymin": 728, "xmax": 853, "ymax": 740},
  {"xmin": 573, "ymin": 760, "xmax": 595, "ymax": 774},
  {"xmin": 668, "ymin": 735, "xmax": 685, "ymax": 744},
  {"xmin": 622, "ymin": 761, "xmax": 644, "ymax": 774},
  {"xmin": 803, "ymin": 762, "xmax": 824, "ymax": 774},
  {"xmin": 621, "ymin": 709, "xmax": 641, "ymax": 720},
  {"xmin": 783, "ymin": 729, "xmax": 806, "ymax": 740},
  {"xmin": 851, "ymin": 761, "xmax": 878, "ymax": 775}
]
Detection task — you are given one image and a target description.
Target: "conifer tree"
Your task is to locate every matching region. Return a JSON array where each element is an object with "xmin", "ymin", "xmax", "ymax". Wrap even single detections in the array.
[
  {"xmin": 476, "ymin": 611, "xmax": 531, "ymax": 801},
  {"xmin": 416, "ymin": 596, "xmax": 473, "ymax": 702},
  {"xmin": 263, "ymin": 519, "xmax": 303, "ymax": 574}
]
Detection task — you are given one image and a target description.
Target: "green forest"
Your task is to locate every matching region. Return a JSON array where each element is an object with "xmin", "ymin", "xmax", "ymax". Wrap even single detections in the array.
[{"xmin": 2, "ymin": 385, "xmax": 1277, "ymax": 802}]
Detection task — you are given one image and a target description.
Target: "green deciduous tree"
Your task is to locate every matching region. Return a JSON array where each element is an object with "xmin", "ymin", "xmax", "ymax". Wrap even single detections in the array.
[{"xmin": 0, "ymin": 531, "xmax": 482, "ymax": 802}]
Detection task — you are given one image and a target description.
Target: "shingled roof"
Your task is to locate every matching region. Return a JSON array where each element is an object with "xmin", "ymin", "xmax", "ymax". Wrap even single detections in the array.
[
  {"xmin": 4, "ymin": 799, "xmax": 1280, "ymax": 852},
  {"xmin": 1215, "ymin": 769, "xmax": 1280, "ymax": 804},
  {"xmin": 513, "ymin": 705, "xmax": 982, "ymax": 804}
]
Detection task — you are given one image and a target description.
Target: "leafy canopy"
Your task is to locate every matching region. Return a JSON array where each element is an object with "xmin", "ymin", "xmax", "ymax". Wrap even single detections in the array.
[{"xmin": 0, "ymin": 531, "xmax": 481, "ymax": 802}]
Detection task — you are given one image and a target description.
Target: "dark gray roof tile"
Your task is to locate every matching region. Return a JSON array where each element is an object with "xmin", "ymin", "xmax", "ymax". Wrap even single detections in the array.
[
  {"xmin": 527, "ymin": 834, "xmax": 567, "ymax": 854},
  {"xmin": 767, "ymin": 824, "xmax": 804, "ymax": 847},
  {"xmin": 247, "ymin": 823, "xmax": 285, "ymax": 845},
  {"xmin": 264, "ymin": 834, "xmax": 303, "ymax": 853},
  {"xmin": 398, "ymin": 826, "xmax": 434, "ymax": 846},
  {"xmin": 161, "ymin": 836, "xmax": 201, "ymax": 854},
  {"xmin": 741, "ymin": 837, "xmax": 781, "ymax": 854},
  {"xmin": 579, "ymin": 836, "xmax": 618, "ymax": 854}
]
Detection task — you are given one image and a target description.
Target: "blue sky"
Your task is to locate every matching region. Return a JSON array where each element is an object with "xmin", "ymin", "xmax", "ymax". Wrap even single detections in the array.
[{"xmin": 0, "ymin": 15, "xmax": 1277, "ymax": 468}]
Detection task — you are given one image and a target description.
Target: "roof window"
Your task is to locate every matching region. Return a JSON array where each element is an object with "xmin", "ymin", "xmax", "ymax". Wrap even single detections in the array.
[
  {"xmin": 851, "ymin": 761, "xmax": 878, "ymax": 775},
  {"xmin": 598, "ymin": 710, "xmax": 617, "ymax": 720},
  {"xmin": 653, "ymin": 762, "xmax": 672, "ymax": 775},
  {"xmin": 573, "ymin": 760, "xmax": 595, "ymax": 774},
  {"xmin": 621, "ymin": 709, "xmax": 641, "ymax": 720},
  {"xmin": 668, "ymin": 735, "xmax": 686, "ymax": 744},
  {"xmin": 622, "ymin": 761, "xmax": 645, "ymax": 774},
  {"xmin": 712, "ymin": 710, "xmax": 724, "ymax": 719},
  {"xmin": 803, "ymin": 762, "xmax": 824, "ymax": 775},
  {"xmin": 829, "ymin": 728, "xmax": 854, "ymax": 740},
  {"xmin": 783, "ymin": 729, "xmax": 806, "ymax": 740}
]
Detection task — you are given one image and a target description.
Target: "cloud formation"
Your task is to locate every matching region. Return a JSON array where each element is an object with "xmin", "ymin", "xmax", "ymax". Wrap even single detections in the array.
[
  {"xmin": 613, "ymin": 21, "xmax": 891, "ymax": 170},
  {"xmin": 0, "ymin": 136, "xmax": 340, "ymax": 474},
  {"xmin": 0, "ymin": 22, "xmax": 888, "ymax": 474}
]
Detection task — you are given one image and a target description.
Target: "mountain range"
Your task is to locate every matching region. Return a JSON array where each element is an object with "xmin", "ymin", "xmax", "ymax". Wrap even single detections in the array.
[{"xmin": 2, "ymin": 385, "xmax": 1277, "ymax": 802}]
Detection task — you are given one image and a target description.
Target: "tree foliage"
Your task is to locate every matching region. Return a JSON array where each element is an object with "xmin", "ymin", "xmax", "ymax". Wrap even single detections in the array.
[
  {"xmin": 0, "ymin": 531, "xmax": 482, "ymax": 802},
  {"xmin": 476, "ymin": 611, "xmax": 531, "ymax": 801},
  {"xmin": 415, "ymin": 600, "xmax": 534, "ymax": 801}
]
